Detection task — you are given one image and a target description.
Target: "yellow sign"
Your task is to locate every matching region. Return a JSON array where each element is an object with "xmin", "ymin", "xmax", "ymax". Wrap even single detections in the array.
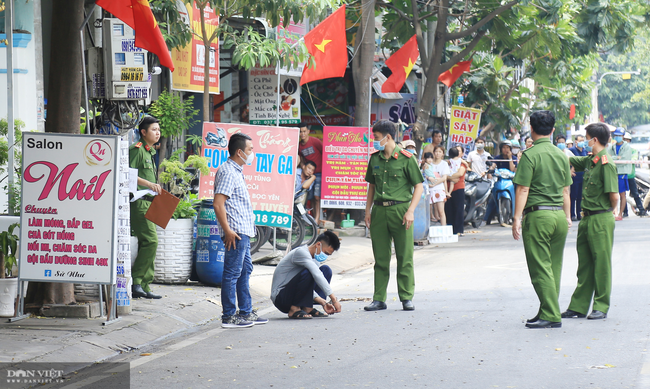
[
  {"xmin": 449, "ymin": 106, "xmax": 482, "ymax": 144},
  {"xmin": 120, "ymin": 67, "xmax": 144, "ymax": 82},
  {"xmin": 171, "ymin": 1, "xmax": 220, "ymax": 94},
  {"xmin": 622, "ymin": 73, "xmax": 631, "ymax": 80}
]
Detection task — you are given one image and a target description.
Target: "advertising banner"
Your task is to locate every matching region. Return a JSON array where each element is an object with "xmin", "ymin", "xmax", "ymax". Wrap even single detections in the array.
[
  {"xmin": 198, "ymin": 123, "xmax": 299, "ymax": 229},
  {"xmin": 171, "ymin": 1, "xmax": 220, "ymax": 94},
  {"xmin": 448, "ymin": 105, "xmax": 482, "ymax": 148},
  {"xmin": 277, "ymin": 19, "xmax": 307, "ymax": 77},
  {"xmin": 320, "ymin": 126, "xmax": 370, "ymax": 209},
  {"xmin": 371, "ymin": 94, "xmax": 417, "ymax": 125},
  {"xmin": 248, "ymin": 66, "xmax": 301, "ymax": 125},
  {"xmin": 19, "ymin": 133, "xmax": 119, "ymax": 284}
]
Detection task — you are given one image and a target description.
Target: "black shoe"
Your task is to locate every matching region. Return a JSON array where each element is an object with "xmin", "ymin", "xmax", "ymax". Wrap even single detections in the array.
[
  {"xmin": 364, "ymin": 301, "xmax": 387, "ymax": 311},
  {"xmin": 401, "ymin": 300, "xmax": 415, "ymax": 311},
  {"xmin": 146, "ymin": 291, "xmax": 162, "ymax": 299},
  {"xmin": 571, "ymin": 217, "xmax": 578, "ymax": 222},
  {"xmin": 561, "ymin": 309, "xmax": 586, "ymax": 318},
  {"xmin": 587, "ymin": 310, "xmax": 607, "ymax": 320},
  {"xmin": 526, "ymin": 314, "xmax": 539, "ymax": 323},
  {"xmin": 132, "ymin": 284, "xmax": 148, "ymax": 299},
  {"xmin": 640, "ymin": 210, "xmax": 648, "ymax": 217},
  {"xmin": 525, "ymin": 320, "xmax": 561, "ymax": 329}
]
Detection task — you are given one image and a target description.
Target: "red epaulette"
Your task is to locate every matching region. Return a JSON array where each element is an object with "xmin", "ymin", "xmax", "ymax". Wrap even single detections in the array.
[
  {"xmin": 135, "ymin": 142, "xmax": 142, "ymax": 148},
  {"xmin": 145, "ymin": 145, "xmax": 151, "ymax": 151},
  {"xmin": 400, "ymin": 149, "xmax": 412, "ymax": 158},
  {"xmin": 601, "ymin": 155, "xmax": 609, "ymax": 164},
  {"xmin": 592, "ymin": 156, "xmax": 600, "ymax": 164}
]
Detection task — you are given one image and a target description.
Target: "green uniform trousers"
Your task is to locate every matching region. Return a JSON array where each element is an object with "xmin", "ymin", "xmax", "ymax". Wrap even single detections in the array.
[
  {"xmin": 568, "ymin": 212, "xmax": 614, "ymax": 314},
  {"xmin": 522, "ymin": 210, "xmax": 568, "ymax": 322},
  {"xmin": 369, "ymin": 202, "xmax": 414, "ymax": 302},
  {"xmin": 130, "ymin": 199, "xmax": 158, "ymax": 292}
]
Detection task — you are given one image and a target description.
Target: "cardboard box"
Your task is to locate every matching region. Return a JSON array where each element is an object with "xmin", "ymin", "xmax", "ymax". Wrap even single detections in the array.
[
  {"xmin": 318, "ymin": 220, "xmax": 335, "ymax": 229},
  {"xmin": 428, "ymin": 234, "xmax": 459, "ymax": 244},
  {"xmin": 429, "ymin": 225, "xmax": 454, "ymax": 238}
]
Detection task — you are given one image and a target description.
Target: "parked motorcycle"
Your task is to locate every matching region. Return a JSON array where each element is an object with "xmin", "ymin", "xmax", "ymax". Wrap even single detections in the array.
[
  {"xmin": 464, "ymin": 171, "xmax": 494, "ymax": 228},
  {"xmin": 492, "ymin": 168, "xmax": 516, "ymax": 225}
]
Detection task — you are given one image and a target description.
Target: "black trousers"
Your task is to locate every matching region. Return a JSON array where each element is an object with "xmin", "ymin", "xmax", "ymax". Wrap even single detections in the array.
[
  {"xmin": 624, "ymin": 177, "xmax": 644, "ymax": 216},
  {"xmin": 445, "ymin": 189, "xmax": 464, "ymax": 234},
  {"xmin": 273, "ymin": 265, "xmax": 332, "ymax": 313},
  {"xmin": 570, "ymin": 180, "xmax": 583, "ymax": 219}
]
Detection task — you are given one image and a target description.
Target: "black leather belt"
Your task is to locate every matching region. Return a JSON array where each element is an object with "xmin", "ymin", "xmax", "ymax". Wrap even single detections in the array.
[
  {"xmin": 374, "ymin": 200, "xmax": 407, "ymax": 207},
  {"xmin": 523, "ymin": 206, "xmax": 562, "ymax": 216},
  {"xmin": 582, "ymin": 208, "xmax": 613, "ymax": 216}
]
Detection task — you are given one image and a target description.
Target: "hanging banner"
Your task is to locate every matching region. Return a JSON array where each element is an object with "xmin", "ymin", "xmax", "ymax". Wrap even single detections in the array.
[
  {"xmin": 198, "ymin": 123, "xmax": 299, "ymax": 229},
  {"xmin": 320, "ymin": 126, "xmax": 370, "ymax": 209},
  {"xmin": 171, "ymin": 1, "xmax": 220, "ymax": 94},
  {"xmin": 371, "ymin": 94, "xmax": 417, "ymax": 125},
  {"xmin": 248, "ymin": 66, "xmax": 301, "ymax": 125},
  {"xmin": 19, "ymin": 133, "xmax": 119, "ymax": 284},
  {"xmin": 448, "ymin": 105, "xmax": 482, "ymax": 146},
  {"xmin": 277, "ymin": 19, "xmax": 307, "ymax": 76}
]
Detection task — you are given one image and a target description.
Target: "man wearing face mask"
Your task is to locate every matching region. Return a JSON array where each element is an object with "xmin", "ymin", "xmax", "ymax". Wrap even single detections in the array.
[
  {"xmin": 555, "ymin": 135, "xmax": 575, "ymax": 157},
  {"xmin": 270, "ymin": 231, "xmax": 342, "ymax": 319},
  {"xmin": 467, "ymin": 137, "xmax": 492, "ymax": 177},
  {"xmin": 607, "ymin": 127, "xmax": 632, "ymax": 221},
  {"xmin": 569, "ymin": 135, "xmax": 589, "ymax": 221},
  {"xmin": 214, "ymin": 132, "xmax": 268, "ymax": 328},
  {"xmin": 364, "ymin": 120, "xmax": 424, "ymax": 311}
]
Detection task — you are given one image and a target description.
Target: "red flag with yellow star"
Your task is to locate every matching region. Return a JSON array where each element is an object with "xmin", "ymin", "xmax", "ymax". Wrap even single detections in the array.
[
  {"xmin": 300, "ymin": 6, "xmax": 347, "ymax": 85},
  {"xmin": 96, "ymin": 0, "xmax": 174, "ymax": 71},
  {"xmin": 438, "ymin": 60, "xmax": 472, "ymax": 87},
  {"xmin": 382, "ymin": 35, "xmax": 419, "ymax": 93}
]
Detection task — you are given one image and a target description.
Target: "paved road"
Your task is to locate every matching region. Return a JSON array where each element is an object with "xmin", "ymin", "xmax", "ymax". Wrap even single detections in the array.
[{"xmin": 49, "ymin": 216, "xmax": 650, "ymax": 388}]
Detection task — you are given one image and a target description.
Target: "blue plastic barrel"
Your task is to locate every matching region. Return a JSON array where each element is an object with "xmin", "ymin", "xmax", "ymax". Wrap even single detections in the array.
[
  {"xmin": 412, "ymin": 186, "xmax": 431, "ymax": 241},
  {"xmin": 195, "ymin": 199, "xmax": 225, "ymax": 286}
]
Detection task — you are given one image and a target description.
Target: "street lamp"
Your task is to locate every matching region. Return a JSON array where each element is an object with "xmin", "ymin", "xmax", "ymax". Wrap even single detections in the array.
[{"xmin": 590, "ymin": 69, "xmax": 642, "ymax": 123}]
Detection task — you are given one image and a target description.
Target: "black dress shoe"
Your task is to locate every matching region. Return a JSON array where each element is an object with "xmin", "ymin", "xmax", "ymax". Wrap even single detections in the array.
[
  {"xmin": 146, "ymin": 291, "xmax": 162, "ymax": 299},
  {"xmin": 525, "ymin": 320, "xmax": 561, "ymax": 329},
  {"xmin": 132, "ymin": 284, "xmax": 148, "ymax": 299},
  {"xmin": 526, "ymin": 314, "xmax": 539, "ymax": 323},
  {"xmin": 561, "ymin": 309, "xmax": 586, "ymax": 318},
  {"xmin": 364, "ymin": 301, "xmax": 387, "ymax": 311},
  {"xmin": 401, "ymin": 300, "xmax": 415, "ymax": 311},
  {"xmin": 587, "ymin": 310, "xmax": 607, "ymax": 320}
]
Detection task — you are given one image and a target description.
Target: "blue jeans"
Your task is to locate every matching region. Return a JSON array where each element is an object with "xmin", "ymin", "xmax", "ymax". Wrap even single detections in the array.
[
  {"xmin": 221, "ymin": 235, "xmax": 253, "ymax": 319},
  {"xmin": 484, "ymin": 193, "xmax": 498, "ymax": 222}
]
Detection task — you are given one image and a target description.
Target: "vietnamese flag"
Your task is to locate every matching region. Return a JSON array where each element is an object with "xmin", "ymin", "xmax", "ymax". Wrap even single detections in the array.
[
  {"xmin": 382, "ymin": 35, "xmax": 419, "ymax": 93},
  {"xmin": 438, "ymin": 60, "xmax": 472, "ymax": 87},
  {"xmin": 96, "ymin": 0, "xmax": 174, "ymax": 71},
  {"xmin": 300, "ymin": 6, "xmax": 347, "ymax": 85}
]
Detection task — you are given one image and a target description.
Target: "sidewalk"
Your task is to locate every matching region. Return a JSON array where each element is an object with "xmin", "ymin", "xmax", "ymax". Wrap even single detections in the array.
[{"xmin": 0, "ymin": 236, "xmax": 380, "ymax": 370}]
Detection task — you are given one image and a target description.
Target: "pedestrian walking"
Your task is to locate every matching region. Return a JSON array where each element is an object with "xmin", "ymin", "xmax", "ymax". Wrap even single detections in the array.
[
  {"xmin": 607, "ymin": 127, "xmax": 632, "ymax": 221},
  {"xmin": 129, "ymin": 117, "xmax": 163, "ymax": 300},
  {"xmin": 561, "ymin": 123, "xmax": 618, "ymax": 321},
  {"xmin": 213, "ymin": 132, "xmax": 268, "ymax": 328},
  {"xmin": 445, "ymin": 146, "xmax": 467, "ymax": 235},
  {"xmin": 270, "ymin": 231, "xmax": 342, "ymax": 319},
  {"xmin": 363, "ymin": 120, "xmax": 424, "ymax": 311},
  {"xmin": 512, "ymin": 110, "xmax": 573, "ymax": 329}
]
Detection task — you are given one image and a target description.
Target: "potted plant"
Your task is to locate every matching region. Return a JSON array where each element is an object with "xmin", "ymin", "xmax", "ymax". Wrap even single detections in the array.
[
  {"xmin": 153, "ymin": 151, "xmax": 209, "ymax": 284},
  {"xmin": 0, "ymin": 223, "xmax": 19, "ymax": 317}
]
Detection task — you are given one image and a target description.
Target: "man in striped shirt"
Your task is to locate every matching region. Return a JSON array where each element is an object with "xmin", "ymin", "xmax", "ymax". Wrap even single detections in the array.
[{"xmin": 213, "ymin": 132, "xmax": 268, "ymax": 328}]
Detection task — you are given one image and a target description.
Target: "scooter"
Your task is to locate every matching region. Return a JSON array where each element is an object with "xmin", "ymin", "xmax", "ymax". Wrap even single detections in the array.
[
  {"xmin": 492, "ymin": 168, "xmax": 516, "ymax": 225},
  {"xmin": 464, "ymin": 171, "xmax": 494, "ymax": 228}
]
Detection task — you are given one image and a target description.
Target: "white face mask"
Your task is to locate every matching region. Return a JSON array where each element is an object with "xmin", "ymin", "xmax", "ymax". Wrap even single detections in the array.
[
  {"xmin": 476, "ymin": 143, "xmax": 485, "ymax": 150},
  {"xmin": 240, "ymin": 149, "xmax": 254, "ymax": 165}
]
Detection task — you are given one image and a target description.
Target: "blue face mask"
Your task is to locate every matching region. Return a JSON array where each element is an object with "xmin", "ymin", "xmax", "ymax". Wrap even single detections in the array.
[
  {"xmin": 315, "ymin": 245, "xmax": 329, "ymax": 263},
  {"xmin": 404, "ymin": 148, "xmax": 414, "ymax": 154},
  {"xmin": 614, "ymin": 136, "xmax": 623, "ymax": 143},
  {"xmin": 557, "ymin": 143, "xmax": 566, "ymax": 150},
  {"xmin": 577, "ymin": 141, "xmax": 586, "ymax": 148},
  {"xmin": 373, "ymin": 135, "xmax": 387, "ymax": 151},
  {"xmin": 585, "ymin": 139, "xmax": 593, "ymax": 153}
]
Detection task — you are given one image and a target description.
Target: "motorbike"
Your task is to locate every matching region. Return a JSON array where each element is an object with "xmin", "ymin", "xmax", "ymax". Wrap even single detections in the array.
[
  {"xmin": 464, "ymin": 171, "xmax": 494, "ymax": 228},
  {"xmin": 492, "ymin": 168, "xmax": 516, "ymax": 225},
  {"xmin": 269, "ymin": 188, "xmax": 319, "ymax": 251}
]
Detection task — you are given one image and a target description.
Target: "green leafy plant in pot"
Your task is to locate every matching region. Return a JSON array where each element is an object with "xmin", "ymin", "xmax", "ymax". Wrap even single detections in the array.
[
  {"xmin": 0, "ymin": 223, "xmax": 19, "ymax": 279},
  {"xmin": 159, "ymin": 149, "xmax": 210, "ymax": 219}
]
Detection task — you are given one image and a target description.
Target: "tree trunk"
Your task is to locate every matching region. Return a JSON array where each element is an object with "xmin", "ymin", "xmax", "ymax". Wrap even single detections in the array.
[
  {"xmin": 26, "ymin": 0, "xmax": 84, "ymax": 306},
  {"xmin": 353, "ymin": 0, "xmax": 376, "ymax": 127}
]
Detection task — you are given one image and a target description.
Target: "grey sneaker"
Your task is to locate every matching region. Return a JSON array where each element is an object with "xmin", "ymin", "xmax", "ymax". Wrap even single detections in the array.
[
  {"xmin": 238, "ymin": 310, "xmax": 269, "ymax": 325},
  {"xmin": 221, "ymin": 315, "xmax": 254, "ymax": 328}
]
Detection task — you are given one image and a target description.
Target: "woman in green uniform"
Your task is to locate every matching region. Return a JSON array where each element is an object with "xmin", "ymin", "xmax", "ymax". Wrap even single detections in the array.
[{"xmin": 562, "ymin": 123, "xmax": 619, "ymax": 320}]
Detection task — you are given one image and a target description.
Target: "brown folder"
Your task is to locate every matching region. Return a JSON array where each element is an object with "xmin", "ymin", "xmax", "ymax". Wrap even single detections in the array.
[{"xmin": 144, "ymin": 189, "xmax": 180, "ymax": 229}]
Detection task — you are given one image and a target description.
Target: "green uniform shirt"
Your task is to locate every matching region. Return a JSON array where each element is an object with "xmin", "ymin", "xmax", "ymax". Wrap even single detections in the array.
[
  {"xmin": 513, "ymin": 137, "xmax": 572, "ymax": 207},
  {"xmin": 129, "ymin": 138, "xmax": 157, "ymax": 190},
  {"xmin": 607, "ymin": 141, "xmax": 633, "ymax": 175},
  {"xmin": 569, "ymin": 149, "xmax": 618, "ymax": 211},
  {"xmin": 630, "ymin": 148, "xmax": 638, "ymax": 178},
  {"xmin": 365, "ymin": 146, "xmax": 424, "ymax": 202}
]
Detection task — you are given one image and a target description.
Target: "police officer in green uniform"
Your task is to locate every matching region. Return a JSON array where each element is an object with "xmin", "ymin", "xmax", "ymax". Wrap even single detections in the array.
[
  {"xmin": 561, "ymin": 123, "xmax": 618, "ymax": 320},
  {"xmin": 130, "ymin": 117, "xmax": 163, "ymax": 299},
  {"xmin": 363, "ymin": 120, "xmax": 424, "ymax": 311},
  {"xmin": 512, "ymin": 111, "xmax": 572, "ymax": 329}
]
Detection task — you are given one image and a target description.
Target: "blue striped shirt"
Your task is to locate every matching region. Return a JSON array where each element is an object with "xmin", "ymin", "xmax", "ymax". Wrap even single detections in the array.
[{"xmin": 213, "ymin": 158, "xmax": 255, "ymax": 237}]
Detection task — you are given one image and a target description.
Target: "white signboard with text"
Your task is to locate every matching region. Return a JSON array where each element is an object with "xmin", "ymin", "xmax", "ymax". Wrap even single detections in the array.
[
  {"xmin": 248, "ymin": 66, "xmax": 301, "ymax": 125},
  {"xmin": 19, "ymin": 133, "xmax": 119, "ymax": 284}
]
